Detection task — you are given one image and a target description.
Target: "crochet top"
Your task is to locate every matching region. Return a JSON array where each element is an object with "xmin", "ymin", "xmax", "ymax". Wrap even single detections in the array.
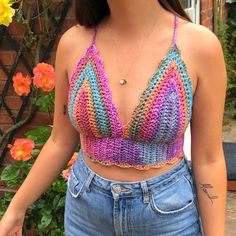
[{"xmin": 67, "ymin": 15, "xmax": 193, "ymax": 170}]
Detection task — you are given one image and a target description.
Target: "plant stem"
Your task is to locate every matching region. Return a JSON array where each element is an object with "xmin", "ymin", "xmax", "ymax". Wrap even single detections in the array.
[{"xmin": 0, "ymin": 188, "xmax": 17, "ymax": 193}]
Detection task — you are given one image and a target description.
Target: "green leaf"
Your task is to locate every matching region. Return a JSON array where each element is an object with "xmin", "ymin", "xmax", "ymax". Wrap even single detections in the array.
[
  {"xmin": 31, "ymin": 149, "xmax": 40, "ymax": 156},
  {"xmin": 25, "ymin": 126, "xmax": 51, "ymax": 145},
  {"xmin": 31, "ymin": 97, "xmax": 37, "ymax": 105},
  {"xmin": 38, "ymin": 213, "xmax": 52, "ymax": 229},
  {"xmin": 35, "ymin": 95, "xmax": 54, "ymax": 112},
  {"xmin": 52, "ymin": 194, "xmax": 60, "ymax": 208},
  {"xmin": 49, "ymin": 229, "xmax": 64, "ymax": 236},
  {"xmin": 1, "ymin": 164, "xmax": 20, "ymax": 182},
  {"xmin": 15, "ymin": 9, "xmax": 25, "ymax": 23},
  {"xmin": 25, "ymin": 126, "xmax": 50, "ymax": 137},
  {"xmin": 228, "ymin": 83, "xmax": 236, "ymax": 89},
  {"xmin": 57, "ymin": 196, "xmax": 65, "ymax": 208},
  {"xmin": 41, "ymin": 206, "xmax": 52, "ymax": 215},
  {"xmin": 232, "ymin": 30, "xmax": 236, "ymax": 38},
  {"xmin": 26, "ymin": 134, "xmax": 38, "ymax": 142}
]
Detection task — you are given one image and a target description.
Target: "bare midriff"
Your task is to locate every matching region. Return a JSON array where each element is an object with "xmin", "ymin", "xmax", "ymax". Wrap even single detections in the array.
[{"xmin": 82, "ymin": 152, "xmax": 184, "ymax": 182}]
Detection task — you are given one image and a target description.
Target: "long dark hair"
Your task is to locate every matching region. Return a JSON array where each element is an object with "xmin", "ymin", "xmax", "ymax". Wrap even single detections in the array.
[{"xmin": 75, "ymin": 0, "xmax": 192, "ymax": 28}]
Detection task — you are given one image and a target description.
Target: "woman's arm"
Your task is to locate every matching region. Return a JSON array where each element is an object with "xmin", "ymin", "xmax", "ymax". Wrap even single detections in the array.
[
  {"xmin": 6, "ymin": 29, "xmax": 81, "ymax": 213},
  {"xmin": 190, "ymin": 26, "xmax": 227, "ymax": 236}
]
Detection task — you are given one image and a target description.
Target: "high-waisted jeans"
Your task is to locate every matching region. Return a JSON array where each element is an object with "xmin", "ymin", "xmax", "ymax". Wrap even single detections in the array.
[{"xmin": 64, "ymin": 149, "xmax": 204, "ymax": 236}]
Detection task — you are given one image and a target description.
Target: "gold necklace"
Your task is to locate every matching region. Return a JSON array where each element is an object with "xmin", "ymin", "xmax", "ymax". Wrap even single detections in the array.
[{"xmin": 109, "ymin": 15, "xmax": 159, "ymax": 85}]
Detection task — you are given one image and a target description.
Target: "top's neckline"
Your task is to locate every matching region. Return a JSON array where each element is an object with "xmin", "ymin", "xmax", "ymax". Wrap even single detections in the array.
[
  {"xmin": 86, "ymin": 43, "xmax": 192, "ymax": 132},
  {"xmin": 69, "ymin": 14, "xmax": 193, "ymax": 133},
  {"xmin": 69, "ymin": 41, "xmax": 193, "ymax": 134}
]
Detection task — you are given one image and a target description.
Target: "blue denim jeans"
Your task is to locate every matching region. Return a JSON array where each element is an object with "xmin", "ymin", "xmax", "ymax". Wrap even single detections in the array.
[{"xmin": 64, "ymin": 149, "xmax": 203, "ymax": 236}]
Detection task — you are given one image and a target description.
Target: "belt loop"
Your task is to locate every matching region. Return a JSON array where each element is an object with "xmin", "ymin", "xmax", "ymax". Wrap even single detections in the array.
[
  {"xmin": 140, "ymin": 181, "xmax": 150, "ymax": 204},
  {"xmin": 84, "ymin": 171, "xmax": 95, "ymax": 192}
]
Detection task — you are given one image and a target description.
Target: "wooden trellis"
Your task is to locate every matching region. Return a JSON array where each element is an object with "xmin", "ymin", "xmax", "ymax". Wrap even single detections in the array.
[{"xmin": 0, "ymin": 0, "xmax": 73, "ymax": 165}]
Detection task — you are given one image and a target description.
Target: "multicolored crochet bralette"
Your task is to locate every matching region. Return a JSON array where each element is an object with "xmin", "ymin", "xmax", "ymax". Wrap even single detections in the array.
[{"xmin": 67, "ymin": 15, "xmax": 193, "ymax": 170}]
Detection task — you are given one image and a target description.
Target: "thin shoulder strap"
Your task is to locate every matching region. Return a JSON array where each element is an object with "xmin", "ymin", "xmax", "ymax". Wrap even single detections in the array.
[
  {"xmin": 91, "ymin": 27, "xmax": 97, "ymax": 45},
  {"xmin": 173, "ymin": 14, "xmax": 178, "ymax": 46}
]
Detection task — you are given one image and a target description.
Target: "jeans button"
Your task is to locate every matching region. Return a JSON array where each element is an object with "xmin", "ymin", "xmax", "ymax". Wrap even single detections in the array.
[{"xmin": 113, "ymin": 185, "xmax": 121, "ymax": 193}]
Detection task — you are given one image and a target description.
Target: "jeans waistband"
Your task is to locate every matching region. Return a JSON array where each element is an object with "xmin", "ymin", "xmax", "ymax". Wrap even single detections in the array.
[{"xmin": 72, "ymin": 149, "xmax": 191, "ymax": 198}]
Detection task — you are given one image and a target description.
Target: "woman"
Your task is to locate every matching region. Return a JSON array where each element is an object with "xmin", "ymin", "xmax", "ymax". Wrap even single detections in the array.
[{"xmin": 0, "ymin": 0, "xmax": 227, "ymax": 235}]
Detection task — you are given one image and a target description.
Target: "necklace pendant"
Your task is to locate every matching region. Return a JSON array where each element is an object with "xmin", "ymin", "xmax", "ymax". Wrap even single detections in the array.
[{"xmin": 119, "ymin": 79, "xmax": 127, "ymax": 85}]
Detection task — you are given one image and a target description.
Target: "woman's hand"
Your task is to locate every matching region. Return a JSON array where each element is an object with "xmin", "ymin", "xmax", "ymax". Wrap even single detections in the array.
[{"xmin": 0, "ymin": 207, "xmax": 26, "ymax": 236}]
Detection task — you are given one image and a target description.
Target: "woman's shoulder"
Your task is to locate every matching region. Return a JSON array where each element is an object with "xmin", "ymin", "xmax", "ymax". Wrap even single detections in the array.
[
  {"xmin": 178, "ymin": 18, "xmax": 223, "ymax": 61},
  {"xmin": 55, "ymin": 23, "xmax": 96, "ymax": 76},
  {"xmin": 57, "ymin": 23, "xmax": 95, "ymax": 55},
  {"xmin": 176, "ymin": 17, "xmax": 225, "ymax": 89}
]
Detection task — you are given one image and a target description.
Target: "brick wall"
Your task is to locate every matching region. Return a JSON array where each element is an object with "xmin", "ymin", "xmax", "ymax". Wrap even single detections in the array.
[
  {"xmin": 0, "ymin": 3, "xmax": 76, "ymax": 163},
  {"xmin": 201, "ymin": 0, "xmax": 228, "ymax": 31},
  {"xmin": 0, "ymin": 1, "xmax": 228, "ymax": 162}
]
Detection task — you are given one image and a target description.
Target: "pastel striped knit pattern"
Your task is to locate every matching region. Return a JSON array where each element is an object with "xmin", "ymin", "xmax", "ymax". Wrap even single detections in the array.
[{"xmin": 67, "ymin": 15, "xmax": 193, "ymax": 170}]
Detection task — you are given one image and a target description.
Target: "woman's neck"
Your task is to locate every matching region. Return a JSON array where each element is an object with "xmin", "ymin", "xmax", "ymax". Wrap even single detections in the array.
[{"xmin": 106, "ymin": 0, "xmax": 167, "ymax": 33}]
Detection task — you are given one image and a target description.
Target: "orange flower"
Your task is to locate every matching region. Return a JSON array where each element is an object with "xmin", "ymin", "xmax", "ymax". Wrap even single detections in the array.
[
  {"xmin": 12, "ymin": 72, "xmax": 31, "ymax": 96},
  {"xmin": 33, "ymin": 62, "xmax": 55, "ymax": 92},
  {"xmin": 62, "ymin": 152, "xmax": 78, "ymax": 180},
  {"xmin": 8, "ymin": 138, "xmax": 35, "ymax": 161},
  {"xmin": 68, "ymin": 152, "xmax": 78, "ymax": 166}
]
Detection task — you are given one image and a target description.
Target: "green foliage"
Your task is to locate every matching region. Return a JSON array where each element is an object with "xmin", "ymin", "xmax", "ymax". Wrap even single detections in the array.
[
  {"xmin": 25, "ymin": 126, "xmax": 51, "ymax": 146},
  {"xmin": 0, "ymin": 126, "xmax": 68, "ymax": 235},
  {"xmin": 0, "ymin": 192, "xmax": 14, "ymax": 219},
  {"xmin": 24, "ymin": 176, "xmax": 66, "ymax": 235},
  {"xmin": 32, "ymin": 89, "xmax": 55, "ymax": 113},
  {"xmin": 14, "ymin": 8, "xmax": 25, "ymax": 24},
  {"xmin": 30, "ymin": 87, "xmax": 55, "ymax": 114},
  {"xmin": 225, "ymin": 4, "xmax": 236, "ymax": 113},
  {"xmin": 1, "ymin": 1, "xmax": 70, "ymax": 233},
  {"xmin": 1, "ymin": 160, "xmax": 32, "ymax": 188},
  {"xmin": 216, "ymin": 2, "xmax": 236, "ymax": 113}
]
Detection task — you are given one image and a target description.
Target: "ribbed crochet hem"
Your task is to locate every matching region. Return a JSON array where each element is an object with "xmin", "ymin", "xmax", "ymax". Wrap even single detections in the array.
[
  {"xmin": 82, "ymin": 150, "xmax": 184, "ymax": 170},
  {"xmin": 80, "ymin": 134, "xmax": 185, "ymax": 170}
]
